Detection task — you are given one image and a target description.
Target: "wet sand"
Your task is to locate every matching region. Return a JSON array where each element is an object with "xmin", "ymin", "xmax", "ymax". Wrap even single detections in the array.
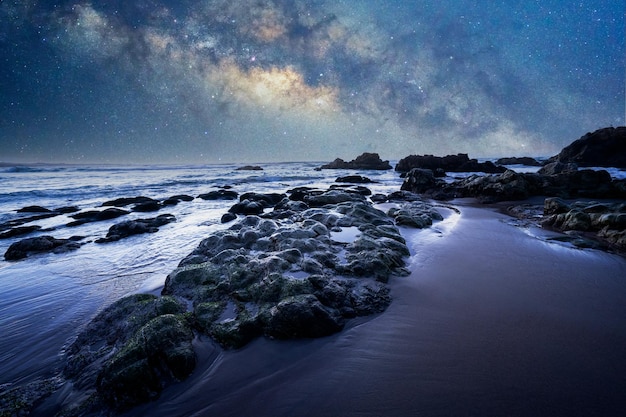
[{"xmin": 125, "ymin": 202, "xmax": 626, "ymax": 417}]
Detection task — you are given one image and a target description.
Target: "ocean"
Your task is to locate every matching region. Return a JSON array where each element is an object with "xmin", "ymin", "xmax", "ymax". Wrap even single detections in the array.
[
  {"xmin": 2, "ymin": 162, "xmax": 626, "ymax": 417},
  {"xmin": 0, "ymin": 162, "xmax": 404, "ymax": 387}
]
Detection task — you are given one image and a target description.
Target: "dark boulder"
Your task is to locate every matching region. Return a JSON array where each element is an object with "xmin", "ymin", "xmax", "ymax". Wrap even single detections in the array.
[
  {"xmin": 97, "ymin": 314, "xmax": 196, "ymax": 411},
  {"xmin": 4, "ymin": 235, "xmax": 83, "ymax": 260},
  {"xmin": 549, "ymin": 126, "xmax": 626, "ymax": 168},
  {"xmin": 400, "ymin": 168, "xmax": 438, "ymax": 193},
  {"xmin": 96, "ymin": 214, "xmax": 176, "ymax": 243},
  {"xmin": 236, "ymin": 165, "xmax": 263, "ymax": 171},
  {"xmin": 335, "ymin": 175, "xmax": 374, "ymax": 183},
  {"xmin": 17, "ymin": 205, "xmax": 52, "ymax": 213},
  {"xmin": 102, "ymin": 196, "xmax": 156, "ymax": 207},
  {"xmin": 198, "ymin": 190, "xmax": 239, "ymax": 200},
  {"xmin": 496, "ymin": 157, "xmax": 542, "ymax": 166},
  {"xmin": 538, "ymin": 161, "xmax": 578, "ymax": 175},
  {"xmin": 228, "ymin": 199, "xmax": 265, "ymax": 215},
  {"xmin": 131, "ymin": 200, "xmax": 162, "ymax": 212},
  {"xmin": 0, "ymin": 225, "xmax": 42, "ymax": 239},
  {"xmin": 318, "ymin": 153, "xmax": 392, "ymax": 170},
  {"xmin": 67, "ymin": 208, "xmax": 130, "ymax": 227},
  {"xmin": 396, "ymin": 153, "xmax": 506, "ymax": 174},
  {"xmin": 239, "ymin": 192, "xmax": 286, "ymax": 207},
  {"xmin": 264, "ymin": 295, "xmax": 344, "ymax": 339}
]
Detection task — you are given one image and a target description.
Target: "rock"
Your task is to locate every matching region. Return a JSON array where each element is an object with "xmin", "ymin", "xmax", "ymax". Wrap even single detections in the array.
[
  {"xmin": 538, "ymin": 161, "xmax": 578, "ymax": 175},
  {"xmin": 388, "ymin": 201, "xmax": 443, "ymax": 228},
  {"xmin": 198, "ymin": 190, "xmax": 239, "ymax": 200},
  {"xmin": 228, "ymin": 199, "xmax": 265, "ymax": 215},
  {"xmin": 102, "ymin": 196, "xmax": 156, "ymax": 207},
  {"xmin": 17, "ymin": 205, "xmax": 52, "ymax": 213},
  {"xmin": 4, "ymin": 235, "xmax": 83, "ymax": 260},
  {"xmin": 236, "ymin": 165, "xmax": 263, "ymax": 171},
  {"xmin": 131, "ymin": 200, "xmax": 162, "ymax": 212},
  {"xmin": 239, "ymin": 192, "xmax": 286, "ymax": 207},
  {"xmin": 395, "ymin": 153, "xmax": 506, "ymax": 174},
  {"xmin": 63, "ymin": 294, "xmax": 197, "ymax": 412},
  {"xmin": 540, "ymin": 200, "xmax": 626, "ymax": 251},
  {"xmin": 304, "ymin": 189, "xmax": 366, "ymax": 207},
  {"xmin": 97, "ymin": 314, "xmax": 196, "ymax": 411},
  {"xmin": 162, "ymin": 195, "xmax": 194, "ymax": 206},
  {"xmin": 318, "ymin": 153, "xmax": 392, "ymax": 170},
  {"xmin": 0, "ymin": 225, "xmax": 42, "ymax": 239},
  {"xmin": 96, "ymin": 214, "xmax": 176, "ymax": 243},
  {"xmin": 264, "ymin": 295, "xmax": 344, "ymax": 339},
  {"xmin": 544, "ymin": 197, "xmax": 570, "ymax": 215},
  {"xmin": 67, "ymin": 208, "xmax": 130, "ymax": 226},
  {"xmin": 165, "ymin": 193, "xmax": 418, "ymax": 348},
  {"xmin": 221, "ymin": 212, "xmax": 237, "ymax": 223},
  {"xmin": 549, "ymin": 126, "xmax": 626, "ymax": 168},
  {"xmin": 400, "ymin": 168, "xmax": 438, "ymax": 193},
  {"xmin": 335, "ymin": 175, "xmax": 374, "ymax": 184},
  {"xmin": 496, "ymin": 157, "xmax": 542, "ymax": 166},
  {"xmin": 329, "ymin": 184, "xmax": 372, "ymax": 196}
]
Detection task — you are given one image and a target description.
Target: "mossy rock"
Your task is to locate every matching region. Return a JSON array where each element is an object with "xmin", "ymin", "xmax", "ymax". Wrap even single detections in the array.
[{"xmin": 97, "ymin": 314, "xmax": 196, "ymax": 411}]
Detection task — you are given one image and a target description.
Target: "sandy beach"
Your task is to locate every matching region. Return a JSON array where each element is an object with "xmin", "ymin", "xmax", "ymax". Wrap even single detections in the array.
[{"xmin": 121, "ymin": 201, "xmax": 626, "ymax": 417}]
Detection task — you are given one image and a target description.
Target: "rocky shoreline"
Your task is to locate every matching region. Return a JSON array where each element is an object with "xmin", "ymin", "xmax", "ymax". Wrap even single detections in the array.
[{"xmin": 1, "ymin": 126, "xmax": 625, "ymax": 416}]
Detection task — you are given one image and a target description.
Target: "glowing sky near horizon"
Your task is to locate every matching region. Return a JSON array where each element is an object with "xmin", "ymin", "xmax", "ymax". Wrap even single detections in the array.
[{"xmin": 0, "ymin": 0, "xmax": 624, "ymax": 164}]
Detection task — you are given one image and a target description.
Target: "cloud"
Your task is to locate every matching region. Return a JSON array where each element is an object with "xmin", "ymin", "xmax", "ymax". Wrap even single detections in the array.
[{"xmin": 1, "ymin": 0, "xmax": 622, "ymax": 163}]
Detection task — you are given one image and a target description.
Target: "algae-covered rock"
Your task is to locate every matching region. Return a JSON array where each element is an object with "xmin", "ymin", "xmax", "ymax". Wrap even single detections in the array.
[
  {"xmin": 97, "ymin": 314, "xmax": 196, "ymax": 410},
  {"xmin": 264, "ymin": 295, "xmax": 344, "ymax": 339}
]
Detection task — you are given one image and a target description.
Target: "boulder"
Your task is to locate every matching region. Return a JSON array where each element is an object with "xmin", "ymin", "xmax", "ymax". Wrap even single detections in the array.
[
  {"xmin": 198, "ymin": 190, "xmax": 239, "ymax": 200},
  {"xmin": 335, "ymin": 175, "xmax": 374, "ymax": 184},
  {"xmin": 63, "ymin": 294, "xmax": 197, "ymax": 412},
  {"xmin": 400, "ymin": 168, "xmax": 438, "ymax": 193},
  {"xmin": 236, "ymin": 165, "xmax": 263, "ymax": 171},
  {"xmin": 549, "ymin": 126, "xmax": 626, "ymax": 168},
  {"xmin": 67, "ymin": 208, "xmax": 130, "ymax": 227},
  {"xmin": 395, "ymin": 153, "xmax": 506, "ymax": 173},
  {"xmin": 228, "ymin": 199, "xmax": 265, "ymax": 215},
  {"xmin": 102, "ymin": 196, "xmax": 156, "ymax": 207},
  {"xmin": 4, "ymin": 235, "xmax": 83, "ymax": 260},
  {"xmin": 496, "ymin": 157, "xmax": 542, "ymax": 166},
  {"xmin": 538, "ymin": 161, "xmax": 578, "ymax": 175},
  {"xmin": 96, "ymin": 214, "xmax": 176, "ymax": 243},
  {"xmin": 317, "ymin": 153, "xmax": 392, "ymax": 170},
  {"xmin": 264, "ymin": 295, "xmax": 344, "ymax": 339}
]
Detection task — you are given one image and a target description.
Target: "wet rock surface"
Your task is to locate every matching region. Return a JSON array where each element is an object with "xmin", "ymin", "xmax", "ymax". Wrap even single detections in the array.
[
  {"xmin": 548, "ymin": 126, "xmax": 626, "ymax": 168},
  {"xmin": 62, "ymin": 294, "xmax": 196, "ymax": 413},
  {"xmin": 396, "ymin": 153, "xmax": 506, "ymax": 174},
  {"xmin": 95, "ymin": 214, "xmax": 176, "ymax": 243},
  {"xmin": 402, "ymin": 167, "xmax": 625, "ymax": 203},
  {"xmin": 4, "ymin": 235, "xmax": 84, "ymax": 260},
  {"xmin": 59, "ymin": 189, "xmax": 442, "ymax": 413},
  {"xmin": 317, "ymin": 152, "xmax": 392, "ymax": 170}
]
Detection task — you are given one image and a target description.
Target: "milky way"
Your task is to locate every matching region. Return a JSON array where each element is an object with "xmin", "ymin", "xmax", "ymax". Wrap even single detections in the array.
[{"xmin": 0, "ymin": 0, "xmax": 623, "ymax": 163}]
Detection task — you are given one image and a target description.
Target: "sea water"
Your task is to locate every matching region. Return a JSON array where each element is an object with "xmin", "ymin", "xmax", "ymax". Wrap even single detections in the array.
[
  {"xmin": 0, "ymin": 162, "xmax": 403, "ymax": 386},
  {"xmin": 2, "ymin": 162, "xmax": 626, "ymax": 416}
]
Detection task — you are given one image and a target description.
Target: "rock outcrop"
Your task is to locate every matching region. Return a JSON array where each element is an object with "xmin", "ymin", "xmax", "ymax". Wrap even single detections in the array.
[
  {"xmin": 548, "ymin": 126, "xmax": 626, "ymax": 168},
  {"xmin": 62, "ymin": 189, "xmax": 444, "ymax": 412},
  {"xmin": 95, "ymin": 214, "xmax": 176, "ymax": 243},
  {"xmin": 495, "ymin": 157, "xmax": 542, "ymax": 166},
  {"xmin": 401, "ymin": 167, "xmax": 624, "ymax": 203},
  {"xmin": 317, "ymin": 153, "xmax": 392, "ymax": 170},
  {"xmin": 4, "ymin": 235, "xmax": 84, "ymax": 260},
  {"xmin": 396, "ymin": 153, "xmax": 506, "ymax": 174}
]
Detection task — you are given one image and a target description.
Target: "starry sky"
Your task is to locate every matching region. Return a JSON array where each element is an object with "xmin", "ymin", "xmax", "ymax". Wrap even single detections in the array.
[{"xmin": 1, "ymin": 1, "xmax": 624, "ymax": 164}]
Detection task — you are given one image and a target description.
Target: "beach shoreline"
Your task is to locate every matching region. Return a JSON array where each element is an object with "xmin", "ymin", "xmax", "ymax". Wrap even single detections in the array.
[{"xmin": 120, "ymin": 200, "xmax": 626, "ymax": 417}]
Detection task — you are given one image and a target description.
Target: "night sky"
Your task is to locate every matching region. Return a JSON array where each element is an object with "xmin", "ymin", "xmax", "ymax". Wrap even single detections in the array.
[{"xmin": 1, "ymin": 1, "xmax": 624, "ymax": 164}]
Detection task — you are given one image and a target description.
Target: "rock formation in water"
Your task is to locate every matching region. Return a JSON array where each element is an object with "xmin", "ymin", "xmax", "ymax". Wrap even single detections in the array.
[
  {"xmin": 61, "ymin": 188, "xmax": 442, "ymax": 413},
  {"xmin": 317, "ymin": 152, "xmax": 392, "ymax": 170},
  {"xmin": 395, "ymin": 153, "xmax": 506, "ymax": 174},
  {"xmin": 548, "ymin": 126, "xmax": 626, "ymax": 168}
]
